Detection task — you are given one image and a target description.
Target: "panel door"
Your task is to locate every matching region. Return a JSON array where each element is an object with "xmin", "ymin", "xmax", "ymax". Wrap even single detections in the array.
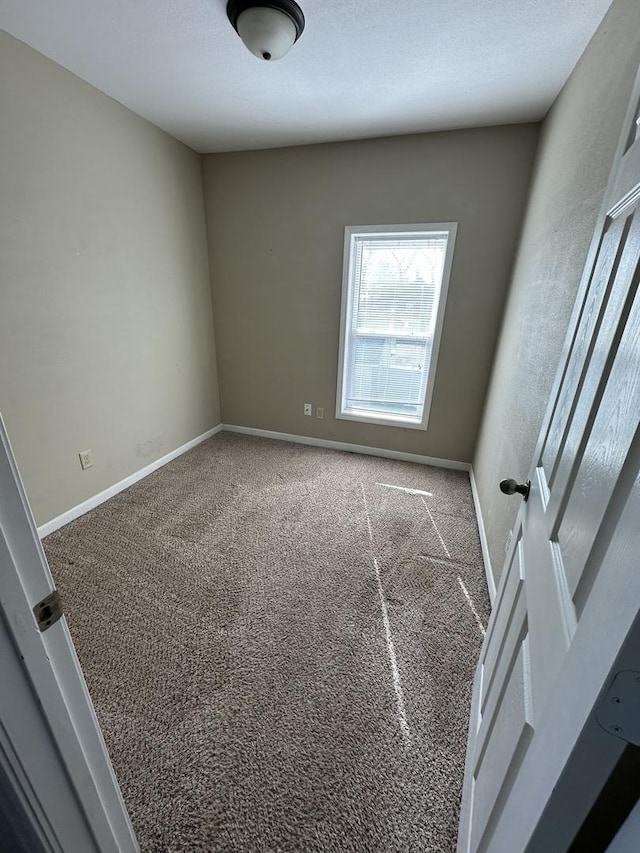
[{"xmin": 458, "ymin": 66, "xmax": 640, "ymax": 853}]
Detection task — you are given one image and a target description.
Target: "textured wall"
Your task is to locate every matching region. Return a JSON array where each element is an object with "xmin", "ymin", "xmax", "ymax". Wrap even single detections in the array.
[
  {"xmin": 0, "ymin": 31, "xmax": 220, "ymax": 526},
  {"xmin": 473, "ymin": 0, "xmax": 640, "ymax": 583},
  {"xmin": 203, "ymin": 124, "xmax": 539, "ymax": 463}
]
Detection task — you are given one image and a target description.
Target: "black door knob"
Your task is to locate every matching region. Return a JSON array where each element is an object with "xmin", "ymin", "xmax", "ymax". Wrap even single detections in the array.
[{"xmin": 499, "ymin": 478, "xmax": 530, "ymax": 501}]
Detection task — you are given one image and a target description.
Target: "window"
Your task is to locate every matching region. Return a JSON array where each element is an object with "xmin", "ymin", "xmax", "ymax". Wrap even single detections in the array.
[{"xmin": 336, "ymin": 223, "xmax": 457, "ymax": 430}]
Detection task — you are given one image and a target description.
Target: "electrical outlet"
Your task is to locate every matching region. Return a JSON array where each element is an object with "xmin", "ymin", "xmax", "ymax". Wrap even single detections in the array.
[
  {"xmin": 79, "ymin": 449, "xmax": 93, "ymax": 470},
  {"xmin": 316, "ymin": 407, "xmax": 324, "ymax": 419},
  {"xmin": 304, "ymin": 403, "xmax": 313, "ymax": 416}
]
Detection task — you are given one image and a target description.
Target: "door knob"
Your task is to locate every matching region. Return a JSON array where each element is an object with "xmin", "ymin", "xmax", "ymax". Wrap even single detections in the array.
[{"xmin": 499, "ymin": 478, "xmax": 530, "ymax": 501}]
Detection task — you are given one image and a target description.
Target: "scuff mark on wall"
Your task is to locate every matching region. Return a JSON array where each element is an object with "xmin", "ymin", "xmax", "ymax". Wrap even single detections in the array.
[{"xmin": 136, "ymin": 436, "xmax": 165, "ymax": 459}]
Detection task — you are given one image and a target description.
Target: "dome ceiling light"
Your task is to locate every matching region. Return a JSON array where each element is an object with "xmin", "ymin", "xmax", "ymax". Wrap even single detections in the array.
[{"xmin": 226, "ymin": 0, "xmax": 305, "ymax": 62}]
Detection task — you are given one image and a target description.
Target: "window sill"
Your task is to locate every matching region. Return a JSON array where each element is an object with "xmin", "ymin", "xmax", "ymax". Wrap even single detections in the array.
[{"xmin": 336, "ymin": 409, "xmax": 428, "ymax": 430}]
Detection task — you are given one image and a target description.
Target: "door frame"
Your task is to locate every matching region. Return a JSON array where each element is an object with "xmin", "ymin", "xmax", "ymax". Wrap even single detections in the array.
[
  {"xmin": 526, "ymin": 605, "xmax": 640, "ymax": 852},
  {"xmin": 0, "ymin": 415, "xmax": 138, "ymax": 852},
  {"xmin": 607, "ymin": 797, "xmax": 640, "ymax": 853}
]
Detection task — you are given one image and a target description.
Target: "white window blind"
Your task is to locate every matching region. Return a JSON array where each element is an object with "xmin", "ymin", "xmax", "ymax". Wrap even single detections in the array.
[{"xmin": 337, "ymin": 225, "xmax": 456, "ymax": 429}]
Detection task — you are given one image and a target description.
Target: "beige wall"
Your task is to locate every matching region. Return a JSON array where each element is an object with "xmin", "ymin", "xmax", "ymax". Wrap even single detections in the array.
[
  {"xmin": 473, "ymin": 0, "xmax": 640, "ymax": 583},
  {"xmin": 0, "ymin": 31, "xmax": 220, "ymax": 526},
  {"xmin": 203, "ymin": 124, "xmax": 539, "ymax": 462}
]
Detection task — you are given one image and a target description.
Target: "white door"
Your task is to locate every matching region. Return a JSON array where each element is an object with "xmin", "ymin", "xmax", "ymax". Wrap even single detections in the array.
[
  {"xmin": 0, "ymin": 415, "xmax": 138, "ymax": 853},
  {"xmin": 458, "ymin": 65, "xmax": 640, "ymax": 853}
]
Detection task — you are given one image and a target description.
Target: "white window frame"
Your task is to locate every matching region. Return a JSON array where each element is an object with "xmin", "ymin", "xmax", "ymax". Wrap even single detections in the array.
[{"xmin": 335, "ymin": 222, "xmax": 457, "ymax": 430}]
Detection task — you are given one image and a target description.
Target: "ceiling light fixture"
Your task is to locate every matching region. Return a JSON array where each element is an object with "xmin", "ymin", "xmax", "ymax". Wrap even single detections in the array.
[{"xmin": 226, "ymin": 0, "xmax": 305, "ymax": 62}]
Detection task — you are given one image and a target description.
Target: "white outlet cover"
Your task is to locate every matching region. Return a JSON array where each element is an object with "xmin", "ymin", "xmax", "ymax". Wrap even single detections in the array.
[
  {"xmin": 304, "ymin": 403, "xmax": 312, "ymax": 416},
  {"xmin": 79, "ymin": 449, "xmax": 93, "ymax": 470}
]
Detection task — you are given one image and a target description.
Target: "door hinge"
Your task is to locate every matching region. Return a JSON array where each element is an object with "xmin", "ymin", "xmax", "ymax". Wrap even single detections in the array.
[
  {"xmin": 33, "ymin": 590, "xmax": 63, "ymax": 632},
  {"xmin": 597, "ymin": 671, "xmax": 640, "ymax": 746}
]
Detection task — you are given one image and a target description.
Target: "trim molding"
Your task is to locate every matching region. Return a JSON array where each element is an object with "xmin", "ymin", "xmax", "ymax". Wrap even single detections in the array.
[
  {"xmin": 469, "ymin": 466, "xmax": 497, "ymax": 603},
  {"xmin": 37, "ymin": 425, "xmax": 223, "ymax": 539},
  {"xmin": 221, "ymin": 424, "xmax": 471, "ymax": 471},
  {"xmin": 37, "ymin": 419, "xmax": 483, "ymax": 606}
]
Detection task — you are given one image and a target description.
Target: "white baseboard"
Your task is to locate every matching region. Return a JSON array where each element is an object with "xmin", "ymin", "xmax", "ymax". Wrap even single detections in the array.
[
  {"xmin": 220, "ymin": 424, "xmax": 471, "ymax": 471},
  {"xmin": 38, "ymin": 421, "xmax": 475, "ymax": 546},
  {"xmin": 469, "ymin": 466, "xmax": 497, "ymax": 604},
  {"xmin": 38, "ymin": 425, "xmax": 223, "ymax": 538}
]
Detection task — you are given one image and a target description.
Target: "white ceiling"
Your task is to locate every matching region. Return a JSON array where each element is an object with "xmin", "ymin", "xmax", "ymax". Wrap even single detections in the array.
[{"xmin": 1, "ymin": 0, "xmax": 613, "ymax": 153}]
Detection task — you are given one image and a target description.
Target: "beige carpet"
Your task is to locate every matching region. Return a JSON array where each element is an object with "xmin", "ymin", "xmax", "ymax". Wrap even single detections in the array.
[{"xmin": 44, "ymin": 432, "xmax": 490, "ymax": 853}]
